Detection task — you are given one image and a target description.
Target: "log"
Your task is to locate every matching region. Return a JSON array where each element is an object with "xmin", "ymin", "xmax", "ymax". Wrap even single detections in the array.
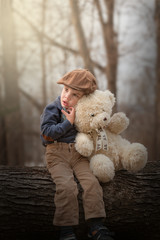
[{"xmin": 0, "ymin": 162, "xmax": 160, "ymax": 240}]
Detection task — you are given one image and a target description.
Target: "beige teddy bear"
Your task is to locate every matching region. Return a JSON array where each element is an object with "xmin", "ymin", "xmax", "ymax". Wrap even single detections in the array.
[{"xmin": 74, "ymin": 90, "xmax": 148, "ymax": 183}]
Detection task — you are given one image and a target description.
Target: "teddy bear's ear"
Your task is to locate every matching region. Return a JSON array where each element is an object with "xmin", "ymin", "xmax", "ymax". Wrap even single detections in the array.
[{"xmin": 105, "ymin": 90, "xmax": 116, "ymax": 107}]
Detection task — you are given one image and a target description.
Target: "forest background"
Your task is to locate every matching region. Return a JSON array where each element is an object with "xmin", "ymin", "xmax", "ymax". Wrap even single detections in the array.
[{"xmin": 0, "ymin": 0, "xmax": 160, "ymax": 167}]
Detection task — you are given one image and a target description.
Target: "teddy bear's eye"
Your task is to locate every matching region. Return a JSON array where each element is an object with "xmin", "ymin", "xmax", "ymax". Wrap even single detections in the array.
[{"xmin": 91, "ymin": 114, "xmax": 95, "ymax": 117}]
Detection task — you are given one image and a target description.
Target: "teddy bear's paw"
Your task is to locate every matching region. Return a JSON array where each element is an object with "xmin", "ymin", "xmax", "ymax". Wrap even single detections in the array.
[
  {"xmin": 108, "ymin": 112, "xmax": 129, "ymax": 134},
  {"xmin": 90, "ymin": 154, "xmax": 115, "ymax": 183},
  {"xmin": 75, "ymin": 133, "xmax": 94, "ymax": 157},
  {"xmin": 122, "ymin": 143, "xmax": 148, "ymax": 172}
]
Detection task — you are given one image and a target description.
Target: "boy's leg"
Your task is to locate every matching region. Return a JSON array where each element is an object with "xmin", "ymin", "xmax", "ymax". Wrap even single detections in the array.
[
  {"xmin": 45, "ymin": 143, "xmax": 79, "ymax": 226},
  {"xmin": 72, "ymin": 153, "xmax": 115, "ymax": 240},
  {"xmin": 71, "ymin": 153, "xmax": 106, "ymax": 220}
]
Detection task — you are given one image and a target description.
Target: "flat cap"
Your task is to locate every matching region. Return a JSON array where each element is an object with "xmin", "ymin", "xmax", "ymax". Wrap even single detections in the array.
[{"xmin": 57, "ymin": 69, "xmax": 97, "ymax": 94}]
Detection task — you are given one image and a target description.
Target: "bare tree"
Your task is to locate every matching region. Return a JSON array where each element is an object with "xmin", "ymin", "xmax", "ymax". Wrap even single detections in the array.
[
  {"xmin": 40, "ymin": 0, "xmax": 47, "ymax": 107},
  {"xmin": 69, "ymin": 0, "xmax": 95, "ymax": 74},
  {"xmin": 69, "ymin": 0, "xmax": 118, "ymax": 95},
  {"xmin": 115, "ymin": 0, "xmax": 157, "ymax": 161},
  {"xmin": 155, "ymin": 0, "xmax": 160, "ymax": 161},
  {"xmin": 95, "ymin": 0, "xmax": 118, "ymax": 95},
  {"xmin": 0, "ymin": 0, "xmax": 24, "ymax": 166}
]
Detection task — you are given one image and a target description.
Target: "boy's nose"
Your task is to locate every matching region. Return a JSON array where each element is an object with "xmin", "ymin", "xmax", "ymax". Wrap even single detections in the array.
[{"xmin": 65, "ymin": 92, "xmax": 71, "ymax": 100}]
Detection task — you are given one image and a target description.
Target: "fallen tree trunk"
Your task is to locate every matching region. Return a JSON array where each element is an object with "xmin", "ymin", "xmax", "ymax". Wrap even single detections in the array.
[{"xmin": 0, "ymin": 162, "xmax": 160, "ymax": 240}]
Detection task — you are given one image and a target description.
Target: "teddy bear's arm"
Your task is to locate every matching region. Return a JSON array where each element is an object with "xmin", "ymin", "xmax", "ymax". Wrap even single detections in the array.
[
  {"xmin": 107, "ymin": 112, "xmax": 129, "ymax": 134},
  {"xmin": 75, "ymin": 133, "xmax": 94, "ymax": 157}
]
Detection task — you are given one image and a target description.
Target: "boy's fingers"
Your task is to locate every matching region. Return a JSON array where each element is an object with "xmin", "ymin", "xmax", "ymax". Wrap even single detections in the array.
[
  {"xmin": 61, "ymin": 107, "xmax": 75, "ymax": 124},
  {"xmin": 61, "ymin": 109, "xmax": 67, "ymax": 115},
  {"xmin": 68, "ymin": 107, "xmax": 74, "ymax": 114},
  {"xmin": 61, "ymin": 109, "xmax": 65, "ymax": 114},
  {"xmin": 61, "ymin": 107, "xmax": 75, "ymax": 115}
]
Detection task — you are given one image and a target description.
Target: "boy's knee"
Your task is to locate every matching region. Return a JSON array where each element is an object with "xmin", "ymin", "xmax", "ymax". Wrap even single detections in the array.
[
  {"xmin": 57, "ymin": 180, "xmax": 78, "ymax": 196},
  {"xmin": 89, "ymin": 176, "xmax": 101, "ymax": 191},
  {"xmin": 80, "ymin": 173, "xmax": 102, "ymax": 192}
]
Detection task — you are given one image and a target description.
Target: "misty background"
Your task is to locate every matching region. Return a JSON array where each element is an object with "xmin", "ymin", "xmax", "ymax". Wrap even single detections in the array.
[{"xmin": 0, "ymin": 0, "xmax": 159, "ymax": 167}]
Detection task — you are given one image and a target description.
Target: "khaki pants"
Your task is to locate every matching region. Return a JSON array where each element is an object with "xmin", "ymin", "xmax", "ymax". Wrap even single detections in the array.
[{"xmin": 45, "ymin": 142, "xmax": 106, "ymax": 226}]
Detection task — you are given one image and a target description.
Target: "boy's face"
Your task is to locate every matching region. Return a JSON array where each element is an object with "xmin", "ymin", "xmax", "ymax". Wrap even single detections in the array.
[{"xmin": 61, "ymin": 86, "xmax": 84, "ymax": 109}]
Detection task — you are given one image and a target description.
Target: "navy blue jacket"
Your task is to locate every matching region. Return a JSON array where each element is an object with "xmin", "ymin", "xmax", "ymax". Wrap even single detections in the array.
[{"xmin": 40, "ymin": 96, "xmax": 78, "ymax": 146}]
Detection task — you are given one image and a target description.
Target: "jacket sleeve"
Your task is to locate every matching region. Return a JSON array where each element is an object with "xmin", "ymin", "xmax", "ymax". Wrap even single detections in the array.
[{"xmin": 40, "ymin": 102, "xmax": 73, "ymax": 140}]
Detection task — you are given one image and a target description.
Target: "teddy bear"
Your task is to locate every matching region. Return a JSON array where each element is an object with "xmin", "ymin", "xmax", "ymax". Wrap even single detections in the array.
[{"xmin": 74, "ymin": 89, "xmax": 148, "ymax": 183}]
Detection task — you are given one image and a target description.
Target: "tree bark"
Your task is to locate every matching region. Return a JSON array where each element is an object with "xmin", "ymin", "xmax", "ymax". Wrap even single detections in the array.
[{"xmin": 0, "ymin": 162, "xmax": 160, "ymax": 240}]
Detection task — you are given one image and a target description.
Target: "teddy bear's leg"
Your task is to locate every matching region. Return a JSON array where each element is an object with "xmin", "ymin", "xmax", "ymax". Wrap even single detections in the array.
[
  {"xmin": 121, "ymin": 143, "xmax": 148, "ymax": 172},
  {"xmin": 90, "ymin": 154, "xmax": 115, "ymax": 183}
]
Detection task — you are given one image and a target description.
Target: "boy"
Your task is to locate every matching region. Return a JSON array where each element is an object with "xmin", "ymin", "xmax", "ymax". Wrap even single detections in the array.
[{"xmin": 40, "ymin": 69, "xmax": 114, "ymax": 240}]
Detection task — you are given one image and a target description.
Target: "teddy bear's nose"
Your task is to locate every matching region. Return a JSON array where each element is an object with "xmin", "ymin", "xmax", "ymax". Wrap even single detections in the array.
[{"xmin": 103, "ymin": 117, "xmax": 107, "ymax": 121}]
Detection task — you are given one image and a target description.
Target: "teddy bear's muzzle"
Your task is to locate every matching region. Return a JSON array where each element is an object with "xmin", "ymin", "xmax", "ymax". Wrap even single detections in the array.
[{"xmin": 90, "ymin": 113, "xmax": 110, "ymax": 130}]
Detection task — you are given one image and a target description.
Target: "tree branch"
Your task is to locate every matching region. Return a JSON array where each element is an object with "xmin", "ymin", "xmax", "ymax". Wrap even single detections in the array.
[
  {"xmin": 13, "ymin": 7, "xmax": 105, "ymax": 74},
  {"xmin": 69, "ymin": 0, "xmax": 94, "ymax": 74},
  {"xmin": 13, "ymin": 8, "xmax": 79, "ymax": 55},
  {"xmin": 19, "ymin": 87, "xmax": 42, "ymax": 111}
]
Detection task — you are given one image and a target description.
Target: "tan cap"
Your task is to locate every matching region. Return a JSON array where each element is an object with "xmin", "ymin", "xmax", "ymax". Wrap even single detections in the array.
[{"xmin": 57, "ymin": 69, "xmax": 97, "ymax": 94}]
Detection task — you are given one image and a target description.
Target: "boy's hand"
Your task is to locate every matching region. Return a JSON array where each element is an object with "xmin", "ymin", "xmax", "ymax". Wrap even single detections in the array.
[{"xmin": 61, "ymin": 107, "xmax": 75, "ymax": 125}]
